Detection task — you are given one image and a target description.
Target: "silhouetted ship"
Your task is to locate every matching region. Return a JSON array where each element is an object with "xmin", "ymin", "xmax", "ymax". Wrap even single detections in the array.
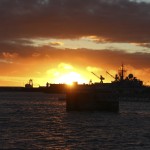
[{"xmin": 89, "ymin": 64, "xmax": 147, "ymax": 97}]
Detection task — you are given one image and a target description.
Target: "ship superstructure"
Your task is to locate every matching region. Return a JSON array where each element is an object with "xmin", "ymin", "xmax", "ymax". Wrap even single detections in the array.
[{"xmin": 107, "ymin": 64, "xmax": 143, "ymax": 88}]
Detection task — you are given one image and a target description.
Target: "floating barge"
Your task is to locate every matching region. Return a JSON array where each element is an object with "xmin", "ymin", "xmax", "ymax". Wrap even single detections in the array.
[{"xmin": 66, "ymin": 86, "xmax": 119, "ymax": 112}]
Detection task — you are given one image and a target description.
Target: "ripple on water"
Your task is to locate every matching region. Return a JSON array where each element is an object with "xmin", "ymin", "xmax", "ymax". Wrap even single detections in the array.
[{"xmin": 0, "ymin": 93, "xmax": 150, "ymax": 149}]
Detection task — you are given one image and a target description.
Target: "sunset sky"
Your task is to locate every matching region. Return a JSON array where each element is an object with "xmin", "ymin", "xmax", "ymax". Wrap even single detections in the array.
[{"xmin": 0, "ymin": 0, "xmax": 150, "ymax": 86}]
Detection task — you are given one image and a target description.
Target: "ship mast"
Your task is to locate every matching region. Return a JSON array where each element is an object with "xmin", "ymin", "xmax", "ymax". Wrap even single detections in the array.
[{"xmin": 119, "ymin": 64, "xmax": 126, "ymax": 81}]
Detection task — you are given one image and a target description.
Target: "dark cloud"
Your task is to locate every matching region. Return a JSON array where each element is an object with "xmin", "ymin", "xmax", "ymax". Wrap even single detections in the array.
[{"xmin": 0, "ymin": 0, "xmax": 150, "ymax": 42}]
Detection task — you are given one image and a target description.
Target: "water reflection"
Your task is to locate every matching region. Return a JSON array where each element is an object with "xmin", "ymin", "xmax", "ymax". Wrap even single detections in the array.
[{"xmin": 0, "ymin": 92, "xmax": 150, "ymax": 149}]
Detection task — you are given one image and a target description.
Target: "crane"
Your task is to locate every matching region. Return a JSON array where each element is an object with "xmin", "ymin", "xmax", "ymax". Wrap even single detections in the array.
[
  {"xmin": 106, "ymin": 71, "xmax": 115, "ymax": 79},
  {"xmin": 91, "ymin": 72, "xmax": 105, "ymax": 83},
  {"xmin": 106, "ymin": 71, "xmax": 119, "ymax": 81}
]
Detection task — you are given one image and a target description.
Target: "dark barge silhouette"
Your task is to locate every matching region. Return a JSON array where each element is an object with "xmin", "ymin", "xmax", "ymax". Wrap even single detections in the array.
[{"xmin": 66, "ymin": 85, "xmax": 119, "ymax": 112}]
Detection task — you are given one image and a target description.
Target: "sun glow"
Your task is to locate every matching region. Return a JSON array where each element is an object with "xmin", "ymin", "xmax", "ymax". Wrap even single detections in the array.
[{"xmin": 55, "ymin": 72, "xmax": 87, "ymax": 85}]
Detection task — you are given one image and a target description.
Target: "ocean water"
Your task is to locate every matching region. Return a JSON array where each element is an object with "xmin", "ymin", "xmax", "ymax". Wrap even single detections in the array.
[{"xmin": 0, "ymin": 92, "xmax": 150, "ymax": 150}]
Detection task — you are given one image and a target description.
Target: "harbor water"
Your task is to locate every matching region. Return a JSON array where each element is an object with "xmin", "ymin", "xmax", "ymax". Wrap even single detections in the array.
[{"xmin": 0, "ymin": 92, "xmax": 150, "ymax": 150}]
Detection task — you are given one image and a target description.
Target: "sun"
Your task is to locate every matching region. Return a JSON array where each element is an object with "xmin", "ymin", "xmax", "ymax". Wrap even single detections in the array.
[{"xmin": 56, "ymin": 72, "xmax": 87, "ymax": 85}]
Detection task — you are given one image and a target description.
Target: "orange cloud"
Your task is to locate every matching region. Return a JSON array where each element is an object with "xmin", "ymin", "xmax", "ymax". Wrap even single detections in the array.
[
  {"xmin": 50, "ymin": 41, "xmax": 64, "ymax": 47},
  {"xmin": 2, "ymin": 52, "xmax": 18, "ymax": 59}
]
